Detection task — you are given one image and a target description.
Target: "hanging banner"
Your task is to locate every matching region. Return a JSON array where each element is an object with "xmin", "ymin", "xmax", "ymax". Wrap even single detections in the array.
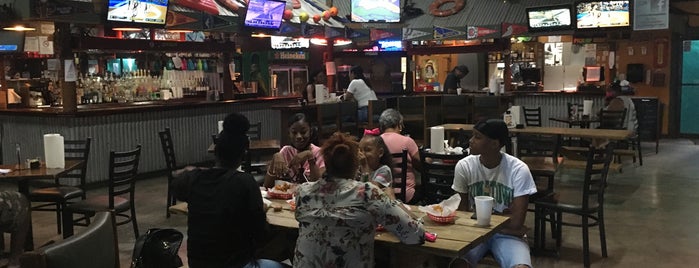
[
  {"xmin": 345, "ymin": 28, "xmax": 370, "ymax": 39},
  {"xmin": 501, "ymin": 23, "xmax": 528, "ymax": 37},
  {"xmin": 634, "ymin": 0, "xmax": 669, "ymax": 30},
  {"xmin": 278, "ymin": 23, "xmax": 301, "ymax": 35},
  {"xmin": 402, "ymin": 28, "xmax": 431, "ymax": 40},
  {"xmin": 301, "ymin": 23, "xmax": 325, "ymax": 38},
  {"xmin": 166, "ymin": 11, "xmax": 200, "ymax": 28},
  {"xmin": 325, "ymin": 27, "xmax": 344, "ymax": 39},
  {"xmin": 370, "ymin": 28, "xmax": 398, "ymax": 41},
  {"xmin": 466, "ymin": 26, "xmax": 499, "ymax": 39},
  {"xmin": 433, "ymin": 26, "xmax": 466, "ymax": 40}
]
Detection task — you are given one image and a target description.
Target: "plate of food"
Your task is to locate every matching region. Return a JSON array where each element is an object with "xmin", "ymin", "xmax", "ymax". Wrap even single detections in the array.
[{"xmin": 267, "ymin": 180, "xmax": 295, "ymax": 200}]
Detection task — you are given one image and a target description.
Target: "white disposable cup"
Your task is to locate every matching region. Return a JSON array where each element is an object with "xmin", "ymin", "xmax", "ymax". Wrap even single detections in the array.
[
  {"xmin": 475, "ymin": 196, "xmax": 494, "ymax": 226},
  {"xmin": 457, "ymin": 88, "xmax": 463, "ymax": 95}
]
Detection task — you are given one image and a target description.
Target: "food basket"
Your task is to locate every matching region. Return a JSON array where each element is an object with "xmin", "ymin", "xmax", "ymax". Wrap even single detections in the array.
[{"xmin": 428, "ymin": 212, "xmax": 456, "ymax": 224}]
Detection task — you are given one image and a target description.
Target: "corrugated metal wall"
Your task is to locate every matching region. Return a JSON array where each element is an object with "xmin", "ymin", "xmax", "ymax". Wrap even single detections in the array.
[
  {"xmin": 514, "ymin": 94, "xmax": 604, "ymax": 127},
  {"xmin": 1, "ymin": 102, "xmax": 284, "ymax": 184}
]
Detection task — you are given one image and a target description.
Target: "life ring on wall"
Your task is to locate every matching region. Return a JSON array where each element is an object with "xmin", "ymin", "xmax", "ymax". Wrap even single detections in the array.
[{"xmin": 429, "ymin": 0, "xmax": 465, "ymax": 17}]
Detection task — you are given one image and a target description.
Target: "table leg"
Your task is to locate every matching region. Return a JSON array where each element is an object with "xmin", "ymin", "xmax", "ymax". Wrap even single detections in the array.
[{"xmin": 17, "ymin": 180, "xmax": 34, "ymax": 251}]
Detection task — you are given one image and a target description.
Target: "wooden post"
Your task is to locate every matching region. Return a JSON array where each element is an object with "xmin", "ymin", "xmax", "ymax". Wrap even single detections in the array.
[
  {"xmin": 325, "ymin": 38, "xmax": 335, "ymax": 92},
  {"xmin": 0, "ymin": 55, "xmax": 7, "ymax": 109},
  {"xmin": 55, "ymin": 23, "xmax": 77, "ymax": 113}
]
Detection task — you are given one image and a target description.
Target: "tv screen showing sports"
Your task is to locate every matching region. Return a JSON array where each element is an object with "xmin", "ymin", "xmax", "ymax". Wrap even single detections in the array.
[
  {"xmin": 0, "ymin": 31, "xmax": 25, "ymax": 53},
  {"xmin": 244, "ymin": 0, "xmax": 286, "ymax": 29},
  {"xmin": 527, "ymin": 5, "xmax": 573, "ymax": 32},
  {"xmin": 107, "ymin": 0, "xmax": 169, "ymax": 26},
  {"xmin": 351, "ymin": 0, "xmax": 401, "ymax": 22},
  {"xmin": 575, "ymin": 1, "xmax": 630, "ymax": 29}
]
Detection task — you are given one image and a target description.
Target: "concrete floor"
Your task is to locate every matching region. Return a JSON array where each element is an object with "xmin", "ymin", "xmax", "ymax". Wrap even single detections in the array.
[{"xmin": 4, "ymin": 138, "xmax": 699, "ymax": 267}]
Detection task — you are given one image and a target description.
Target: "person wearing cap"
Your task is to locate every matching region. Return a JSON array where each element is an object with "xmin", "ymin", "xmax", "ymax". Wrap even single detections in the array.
[
  {"xmin": 443, "ymin": 65, "xmax": 469, "ymax": 94},
  {"xmin": 449, "ymin": 119, "xmax": 537, "ymax": 268}
]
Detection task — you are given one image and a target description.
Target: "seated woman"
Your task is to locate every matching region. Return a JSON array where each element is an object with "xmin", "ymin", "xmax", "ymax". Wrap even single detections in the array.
[
  {"xmin": 0, "ymin": 191, "xmax": 30, "ymax": 268},
  {"xmin": 293, "ymin": 132, "xmax": 425, "ymax": 267},
  {"xmin": 172, "ymin": 113, "xmax": 285, "ymax": 268},
  {"xmin": 379, "ymin": 109, "xmax": 423, "ymax": 203},
  {"xmin": 264, "ymin": 113, "xmax": 325, "ymax": 188}
]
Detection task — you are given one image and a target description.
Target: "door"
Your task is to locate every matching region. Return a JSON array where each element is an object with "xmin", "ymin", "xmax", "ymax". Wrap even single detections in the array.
[{"xmin": 680, "ymin": 40, "xmax": 699, "ymax": 135}]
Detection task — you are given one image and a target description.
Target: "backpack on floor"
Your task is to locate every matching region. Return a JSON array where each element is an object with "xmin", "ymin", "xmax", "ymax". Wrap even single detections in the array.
[{"xmin": 131, "ymin": 228, "xmax": 184, "ymax": 268}]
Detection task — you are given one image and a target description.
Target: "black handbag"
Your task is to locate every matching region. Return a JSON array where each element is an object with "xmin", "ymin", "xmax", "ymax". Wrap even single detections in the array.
[{"xmin": 131, "ymin": 228, "xmax": 184, "ymax": 268}]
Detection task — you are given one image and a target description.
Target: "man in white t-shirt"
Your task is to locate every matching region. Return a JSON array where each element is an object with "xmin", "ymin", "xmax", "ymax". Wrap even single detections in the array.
[{"xmin": 450, "ymin": 119, "xmax": 537, "ymax": 268}]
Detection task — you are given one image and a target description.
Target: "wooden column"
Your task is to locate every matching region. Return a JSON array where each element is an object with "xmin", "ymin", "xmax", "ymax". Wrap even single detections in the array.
[
  {"xmin": 325, "ymin": 38, "xmax": 335, "ymax": 92},
  {"xmin": 222, "ymin": 52, "xmax": 234, "ymax": 100},
  {"xmin": 0, "ymin": 55, "xmax": 7, "ymax": 109},
  {"xmin": 55, "ymin": 23, "xmax": 77, "ymax": 113}
]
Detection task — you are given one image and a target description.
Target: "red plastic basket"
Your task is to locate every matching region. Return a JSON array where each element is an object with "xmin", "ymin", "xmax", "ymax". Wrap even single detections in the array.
[
  {"xmin": 428, "ymin": 212, "xmax": 456, "ymax": 224},
  {"xmin": 267, "ymin": 191, "xmax": 293, "ymax": 200}
]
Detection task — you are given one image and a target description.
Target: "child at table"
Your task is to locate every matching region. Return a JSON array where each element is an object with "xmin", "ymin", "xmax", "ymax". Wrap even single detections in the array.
[
  {"xmin": 358, "ymin": 128, "xmax": 396, "ymax": 199},
  {"xmin": 264, "ymin": 113, "xmax": 325, "ymax": 188}
]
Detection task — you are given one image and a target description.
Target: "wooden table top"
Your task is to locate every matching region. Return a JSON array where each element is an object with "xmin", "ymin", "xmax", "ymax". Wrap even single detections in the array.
[
  {"xmin": 169, "ymin": 199, "xmax": 508, "ymax": 258},
  {"xmin": 549, "ymin": 116, "xmax": 599, "ymax": 124},
  {"xmin": 208, "ymin": 139, "xmax": 281, "ymax": 153},
  {"xmin": 436, "ymin": 123, "xmax": 632, "ymax": 140},
  {"xmin": 0, "ymin": 159, "xmax": 83, "ymax": 181}
]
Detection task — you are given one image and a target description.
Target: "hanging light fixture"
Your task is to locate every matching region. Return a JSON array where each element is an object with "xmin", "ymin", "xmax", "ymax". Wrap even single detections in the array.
[{"xmin": 2, "ymin": 25, "xmax": 36, "ymax": 31}]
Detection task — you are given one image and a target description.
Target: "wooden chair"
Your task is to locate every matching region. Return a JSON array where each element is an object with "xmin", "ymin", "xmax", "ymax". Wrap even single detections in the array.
[
  {"xmin": 442, "ymin": 95, "xmax": 471, "ymax": 124},
  {"xmin": 367, "ymin": 99, "xmax": 387, "ymax": 129},
  {"xmin": 517, "ymin": 133, "xmax": 561, "ymax": 204},
  {"xmin": 20, "ymin": 211, "xmax": 119, "ymax": 268},
  {"xmin": 566, "ymin": 103, "xmax": 585, "ymax": 128},
  {"xmin": 62, "ymin": 145, "xmax": 141, "ymax": 239},
  {"xmin": 523, "ymin": 106, "xmax": 542, "ymax": 127},
  {"xmin": 391, "ymin": 149, "xmax": 409, "ymax": 203},
  {"xmin": 338, "ymin": 101, "xmax": 358, "ymax": 135},
  {"xmin": 419, "ymin": 149, "xmax": 467, "ymax": 204},
  {"xmin": 534, "ymin": 142, "xmax": 615, "ymax": 267},
  {"xmin": 158, "ymin": 128, "xmax": 178, "ymax": 218},
  {"xmin": 317, "ymin": 103, "xmax": 339, "ymax": 141},
  {"xmin": 246, "ymin": 122, "xmax": 269, "ymax": 173},
  {"xmin": 29, "ymin": 138, "xmax": 92, "ymax": 234},
  {"xmin": 598, "ymin": 109, "xmax": 627, "ymax": 130}
]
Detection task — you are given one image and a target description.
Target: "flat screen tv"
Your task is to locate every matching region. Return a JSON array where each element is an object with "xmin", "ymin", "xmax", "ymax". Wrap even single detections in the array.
[
  {"xmin": 106, "ymin": 0, "xmax": 169, "ymax": 28},
  {"xmin": 244, "ymin": 0, "xmax": 286, "ymax": 29},
  {"xmin": 0, "ymin": 31, "xmax": 25, "ymax": 53},
  {"xmin": 575, "ymin": 0, "xmax": 631, "ymax": 29},
  {"xmin": 526, "ymin": 5, "xmax": 573, "ymax": 32},
  {"xmin": 351, "ymin": 0, "xmax": 401, "ymax": 22},
  {"xmin": 520, "ymin": 68, "xmax": 542, "ymax": 83}
]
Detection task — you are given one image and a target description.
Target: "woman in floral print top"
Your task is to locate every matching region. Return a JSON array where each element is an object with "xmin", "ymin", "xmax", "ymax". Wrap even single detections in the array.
[{"xmin": 293, "ymin": 132, "xmax": 425, "ymax": 268}]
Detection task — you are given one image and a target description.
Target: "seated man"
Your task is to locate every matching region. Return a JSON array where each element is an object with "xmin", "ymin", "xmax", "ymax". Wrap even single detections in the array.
[{"xmin": 450, "ymin": 119, "xmax": 537, "ymax": 268}]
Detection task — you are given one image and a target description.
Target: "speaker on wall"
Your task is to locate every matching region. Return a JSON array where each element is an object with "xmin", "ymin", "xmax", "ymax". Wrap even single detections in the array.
[{"xmin": 627, "ymin": 63, "xmax": 644, "ymax": 83}]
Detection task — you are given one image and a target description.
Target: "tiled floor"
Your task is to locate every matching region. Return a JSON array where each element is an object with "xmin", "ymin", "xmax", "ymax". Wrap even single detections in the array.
[{"xmin": 4, "ymin": 139, "xmax": 699, "ymax": 267}]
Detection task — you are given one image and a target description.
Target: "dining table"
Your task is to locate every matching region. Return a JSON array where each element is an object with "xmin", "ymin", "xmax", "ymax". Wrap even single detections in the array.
[
  {"xmin": 169, "ymin": 198, "xmax": 510, "ymax": 265},
  {"xmin": 435, "ymin": 123, "xmax": 632, "ymax": 141},
  {"xmin": 207, "ymin": 139, "xmax": 281, "ymax": 154},
  {"xmin": 0, "ymin": 159, "xmax": 84, "ymax": 250},
  {"xmin": 549, "ymin": 116, "xmax": 600, "ymax": 129}
]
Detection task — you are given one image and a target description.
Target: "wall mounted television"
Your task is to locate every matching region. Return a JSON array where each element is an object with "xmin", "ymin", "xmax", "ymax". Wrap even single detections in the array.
[
  {"xmin": 106, "ymin": 0, "xmax": 169, "ymax": 28},
  {"xmin": 351, "ymin": 0, "xmax": 401, "ymax": 23},
  {"xmin": 244, "ymin": 0, "xmax": 286, "ymax": 30},
  {"xmin": 526, "ymin": 5, "xmax": 573, "ymax": 32},
  {"xmin": 575, "ymin": 0, "xmax": 631, "ymax": 29},
  {"xmin": 0, "ymin": 31, "xmax": 25, "ymax": 53}
]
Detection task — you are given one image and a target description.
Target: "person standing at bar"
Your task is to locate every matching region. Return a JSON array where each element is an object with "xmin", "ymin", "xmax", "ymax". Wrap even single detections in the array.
[
  {"xmin": 443, "ymin": 65, "xmax": 469, "ymax": 94},
  {"xmin": 341, "ymin": 65, "xmax": 377, "ymax": 123}
]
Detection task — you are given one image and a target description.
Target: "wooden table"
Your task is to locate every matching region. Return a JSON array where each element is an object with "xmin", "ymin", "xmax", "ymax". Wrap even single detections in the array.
[
  {"xmin": 0, "ymin": 159, "xmax": 84, "ymax": 250},
  {"xmin": 549, "ymin": 116, "xmax": 599, "ymax": 129},
  {"xmin": 171, "ymin": 199, "xmax": 510, "ymax": 261},
  {"xmin": 207, "ymin": 139, "xmax": 281, "ymax": 154},
  {"xmin": 436, "ymin": 124, "xmax": 632, "ymax": 141}
]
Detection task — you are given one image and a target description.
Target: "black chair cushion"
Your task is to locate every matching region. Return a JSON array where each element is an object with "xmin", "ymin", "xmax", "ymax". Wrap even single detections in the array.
[
  {"xmin": 68, "ymin": 195, "xmax": 131, "ymax": 214},
  {"xmin": 29, "ymin": 186, "xmax": 84, "ymax": 201}
]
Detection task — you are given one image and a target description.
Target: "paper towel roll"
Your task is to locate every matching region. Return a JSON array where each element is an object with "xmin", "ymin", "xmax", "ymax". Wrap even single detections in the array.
[
  {"xmin": 583, "ymin": 100, "xmax": 593, "ymax": 116},
  {"xmin": 218, "ymin": 120, "xmax": 224, "ymax": 133},
  {"xmin": 510, "ymin": 106, "xmax": 521, "ymax": 126},
  {"xmin": 44, "ymin": 134, "xmax": 65, "ymax": 169},
  {"xmin": 430, "ymin": 127, "xmax": 445, "ymax": 154}
]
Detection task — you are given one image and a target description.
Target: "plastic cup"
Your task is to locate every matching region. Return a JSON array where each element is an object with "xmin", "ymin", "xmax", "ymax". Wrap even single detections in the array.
[
  {"xmin": 456, "ymin": 88, "xmax": 463, "ymax": 95},
  {"xmin": 475, "ymin": 196, "xmax": 494, "ymax": 226}
]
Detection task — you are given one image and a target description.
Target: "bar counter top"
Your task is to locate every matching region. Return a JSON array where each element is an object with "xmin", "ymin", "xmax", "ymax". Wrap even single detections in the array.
[{"xmin": 0, "ymin": 95, "xmax": 299, "ymax": 117}]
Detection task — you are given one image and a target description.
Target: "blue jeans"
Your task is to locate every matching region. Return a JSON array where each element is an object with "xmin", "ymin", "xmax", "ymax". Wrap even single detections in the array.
[
  {"xmin": 459, "ymin": 233, "xmax": 532, "ymax": 268},
  {"xmin": 358, "ymin": 106, "xmax": 369, "ymax": 123},
  {"xmin": 241, "ymin": 259, "xmax": 287, "ymax": 268}
]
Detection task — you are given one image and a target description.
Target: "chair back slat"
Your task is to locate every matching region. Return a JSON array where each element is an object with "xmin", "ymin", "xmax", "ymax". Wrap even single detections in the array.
[
  {"xmin": 523, "ymin": 106, "xmax": 542, "ymax": 127},
  {"xmin": 599, "ymin": 109, "xmax": 627, "ymax": 130},
  {"xmin": 247, "ymin": 122, "xmax": 262, "ymax": 141},
  {"xmin": 420, "ymin": 149, "xmax": 467, "ymax": 204},
  {"xmin": 108, "ymin": 145, "xmax": 141, "ymax": 209},
  {"xmin": 582, "ymin": 143, "xmax": 615, "ymax": 209},
  {"xmin": 158, "ymin": 128, "xmax": 177, "ymax": 171},
  {"xmin": 391, "ymin": 149, "xmax": 409, "ymax": 203},
  {"xmin": 59, "ymin": 138, "xmax": 91, "ymax": 189}
]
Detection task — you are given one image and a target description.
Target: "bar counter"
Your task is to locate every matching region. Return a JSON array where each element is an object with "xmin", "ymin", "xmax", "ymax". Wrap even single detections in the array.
[{"xmin": 0, "ymin": 96, "xmax": 299, "ymax": 184}]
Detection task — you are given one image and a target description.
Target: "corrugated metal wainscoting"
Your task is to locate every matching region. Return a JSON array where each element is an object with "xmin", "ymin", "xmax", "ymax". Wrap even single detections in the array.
[
  {"xmin": 513, "ymin": 94, "xmax": 604, "ymax": 127},
  {"xmin": 0, "ymin": 101, "xmax": 287, "ymax": 184}
]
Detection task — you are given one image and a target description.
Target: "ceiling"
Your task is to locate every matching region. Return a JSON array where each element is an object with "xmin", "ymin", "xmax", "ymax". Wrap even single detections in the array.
[{"xmin": 671, "ymin": 0, "xmax": 699, "ymax": 27}]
